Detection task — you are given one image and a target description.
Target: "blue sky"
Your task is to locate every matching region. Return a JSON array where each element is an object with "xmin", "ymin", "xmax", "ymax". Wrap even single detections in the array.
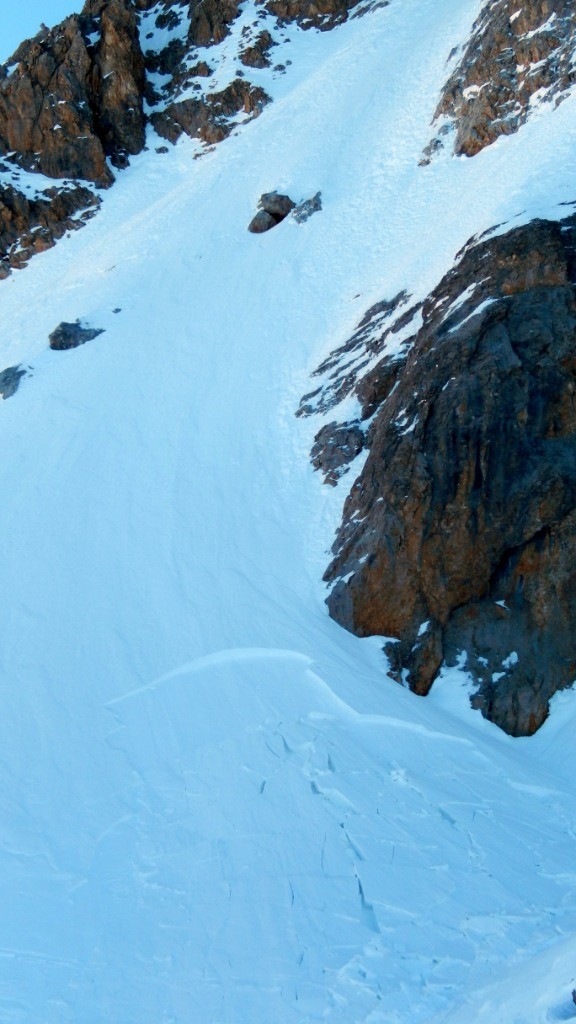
[{"xmin": 0, "ymin": 2, "xmax": 82, "ymax": 62}]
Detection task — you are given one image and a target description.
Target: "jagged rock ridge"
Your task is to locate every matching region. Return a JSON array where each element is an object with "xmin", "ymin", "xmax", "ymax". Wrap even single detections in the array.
[
  {"xmin": 307, "ymin": 212, "xmax": 576, "ymax": 736},
  {"xmin": 423, "ymin": 0, "xmax": 576, "ymax": 162}
]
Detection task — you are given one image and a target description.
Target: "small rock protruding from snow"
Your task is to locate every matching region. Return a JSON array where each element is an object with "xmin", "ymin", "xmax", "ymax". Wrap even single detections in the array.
[
  {"xmin": 0, "ymin": 364, "xmax": 27, "ymax": 398},
  {"xmin": 49, "ymin": 321, "xmax": 105, "ymax": 351},
  {"xmin": 293, "ymin": 191, "xmax": 322, "ymax": 223}
]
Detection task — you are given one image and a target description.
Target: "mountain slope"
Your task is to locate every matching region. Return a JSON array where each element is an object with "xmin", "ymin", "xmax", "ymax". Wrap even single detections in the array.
[{"xmin": 0, "ymin": 0, "xmax": 575, "ymax": 1021}]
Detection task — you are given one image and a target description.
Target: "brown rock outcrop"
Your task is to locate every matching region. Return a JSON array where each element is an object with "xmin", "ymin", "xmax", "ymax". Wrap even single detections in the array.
[
  {"xmin": 315, "ymin": 214, "xmax": 576, "ymax": 736},
  {"xmin": 187, "ymin": 0, "xmax": 242, "ymax": 47},
  {"xmin": 0, "ymin": 181, "xmax": 100, "ymax": 277},
  {"xmin": 426, "ymin": 0, "xmax": 576, "ymax": 161},
  {"xmin": 151, "ymin": 79, "xmax": 270, "ymax": 145},
  {"xmin": 0, "ymin": 0, "xmax": 146, "ymax": 185},
  {"xmin": 240, "ymin": 30, "xmax": 275, "ymax": 69},
  {"xmin": 87, "ymin": 0, "xmax": 147, "ymax": 168},
  {"xmin": 142, "ymin": 0, "xmax": 365, "ymax": 35},
  {"xmin": 265, "ymin": 0, "xmax": 363, "ymax": 30}
]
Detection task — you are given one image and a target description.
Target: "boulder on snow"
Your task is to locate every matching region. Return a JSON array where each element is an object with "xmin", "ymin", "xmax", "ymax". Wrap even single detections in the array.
[
  {"xmin": 248, "ymin": 209, "xmax": 279, "ymax": 234},
  {"xmin": 49, "ymin": 321, "xmax": 104, "ymax": 351},
  {"xmin": 260, "ymin": 191, "xmax": 295, "ymax": 219},
  {"xmin": 248, "ymin": 191, "xmax": 295, "ymax": 233},
  {"xmin": 0, "ymin": 364, "xmax": 27, "ymax": 398}
]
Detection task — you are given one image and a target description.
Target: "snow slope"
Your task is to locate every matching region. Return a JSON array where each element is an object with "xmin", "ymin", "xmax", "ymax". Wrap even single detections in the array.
[{"xmin": 1, "ymin": 0, "xmax": 576, "ymax": 1021}]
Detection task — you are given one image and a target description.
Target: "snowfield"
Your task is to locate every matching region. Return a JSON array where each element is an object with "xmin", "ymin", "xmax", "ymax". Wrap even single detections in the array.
[{"xmin": 1, "ymin": 0, "xmax": 576, "ymax": 1021}]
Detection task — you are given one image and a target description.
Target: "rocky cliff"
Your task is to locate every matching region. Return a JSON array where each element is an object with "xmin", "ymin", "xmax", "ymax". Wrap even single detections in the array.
[
  {"xmin": 424, "ymin": 0, "xmax": 576, "ymax": 162},
  {"xmin": 296, "ymin": 0, "xmax": 576, "ymax": 736},
  {"xmin": 305, "ymin": 212, "xmax": 576, "ymax": 736}
]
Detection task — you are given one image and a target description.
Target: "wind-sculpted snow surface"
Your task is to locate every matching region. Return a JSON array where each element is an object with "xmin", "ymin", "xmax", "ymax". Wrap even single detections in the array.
[{"xmin": 0, "ymin": 0, "xmax": 575, "ymax": 1021}]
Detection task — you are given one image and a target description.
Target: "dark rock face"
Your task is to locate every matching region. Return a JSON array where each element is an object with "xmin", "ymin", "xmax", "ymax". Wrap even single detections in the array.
[
  {"xmin": 426, "ymin": 0, "xmax": 576, "ymax": 161},
  {"xmin": 0, "ymin": 365, "xmax": 27, "ymax": 398},
  {"xmin": 137, "ymin": 0, "xmax": 368, "ymax": 33},
  {"xmin": 311, "ymin": 214, "xmax": 576, "ymax": 736},
  {"xmin": 87, "ymin": 0, "xmax": 147, "ymax": 168},
  {"xmin": 49, "ymin": 321, "xmax": 105, "ymax": 350},
  {"xmin": 0, "ymin": 182, "xmax": 100, "ymax": 276},
  {"xmin": 311, "ymin": 421, "xmax": 365, "ymax": 484},
  {"xmin": 0, "ymin": 0, "xmax": 146, "ymax": 185},
  {"xmin": 248, "ymin": 191, "xmax": 295, "ymax": 232}
]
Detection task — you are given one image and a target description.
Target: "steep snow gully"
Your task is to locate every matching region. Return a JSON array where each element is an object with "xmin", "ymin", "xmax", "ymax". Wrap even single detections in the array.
[{"xmin": 1, "ymin": 0, "xmax": 576, "ymax": 1021}]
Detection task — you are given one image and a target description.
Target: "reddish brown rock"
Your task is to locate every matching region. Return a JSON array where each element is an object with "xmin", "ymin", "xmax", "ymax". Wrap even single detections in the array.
[
  {"xmin": 0, "ymin": 181, "xmax": 100, "ymax": 276},
  {"xmin": 318, "ymin": 214, "xmax": 576, "ymax": 736},
  {"xmin": 188, "ymin": 0, "xmax": 242, "ymax": 47},
  {"xmin": 240, "ymin": 31, "xmax": 275, "ymax": 69},
  {"xmin": 151, "ymin": 80, "xmax": 270, "ymax": 145},
  {"xmin": 248, "ymin": 191, "xmax": 295, "ymax": 232},
  {"xmin": 0, "ymin": 0, "xmax": 146, "ymax": 185},
  {"xmin": 90, "ymin": 0, "xmax": 147, "ymax": 166}
]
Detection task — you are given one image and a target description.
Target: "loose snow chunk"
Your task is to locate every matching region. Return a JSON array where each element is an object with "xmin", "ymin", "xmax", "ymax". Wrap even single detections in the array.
[
  {"xmin": 502, "ymin": 651, "xmax": 519, "ymax": 669},
  {"xmin": 417, "ymin": 620, "xmax": 430, "ymax": 638},
  {"xmin": 463, "ymin": 84, "xmax": 483, "ymax": 100}
]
